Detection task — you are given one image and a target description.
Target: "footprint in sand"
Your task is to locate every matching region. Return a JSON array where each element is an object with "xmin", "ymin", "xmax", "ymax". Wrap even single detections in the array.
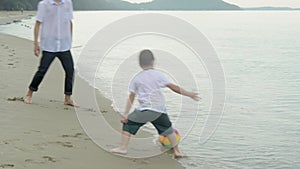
[
  {"xmin": 25, "ymin": 156, "xmax": 57, "ymax": 164},
  {"xmin": 0, "ymin": 164, "xmax": 14, "ymax": 168},
  {"xmin": 24, "ymin": 159, "xmax": 45, "ymax": 164},
  {"xmin": 33, "ymin": 140, "xmax": 74, "ymax": 150},
  {"xmin": 42, "ymin": 156, "xmax": 57, "ymax": 163},
  {"xmin": 49, "ymin": 100, "xmax": 72, "ymax": 110},
  {"xmin": 101, "ymin": 110, "xmax": 108, "ymax": 114},
  {"xmin": 23, "ymin": 130, "xmax": 41, "ymax": 135},
  {"xmin": 49, "ymin": 141, "xmax": 74, "ymax": 148},
  {"xmin": 32, "ymin": 142, "xmax": 48, "ymax": 150},
  {"xmin": 139, "ymin": 160, "xmax": 150, "ymax": 165},
  {"xmin": 86, "ymin": 108, "xmax": 97, "ymax": 112},
  {"xmin": 61, "ymin": 132, "xmax": 91, "ymax": 141},
  {"xmin": 31, "ymin": 130, "xmax": 41, "ymax": 133},
  {"xmin": 61, "ymin": 132, "xmax": 84, "ymax": 138},
  {"xmin": 14, "ymin": 146, "xmax": 32, "ymax": 153},
  {"xmin": 7, "ymin": 97, "xmax": 24, "ymax": 102},
  {"xmin": 130, "ymin": 159, "xmax": 151, "ymax": 169},
  {"xmin": 49, "ymin": 99, "xmax": 60, "ymax": 103},
  {"xmin": 0, "ymin": 138, "xmax": 21, "ymax": 145},
  {"xmin": 0, "ymin": 141, "xmax": 9, "ymax": 145},
  {"xmin": 84, "ymin": 138, "xmax": 92, "ymax": 141}
]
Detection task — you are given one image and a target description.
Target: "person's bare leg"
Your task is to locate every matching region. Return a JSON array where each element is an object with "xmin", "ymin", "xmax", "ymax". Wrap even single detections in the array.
[
  {"xmin": 167, "ymin": 132, "xmax": 186, "ymax": 158},
  {"xmin": 111, "ymin": 131, "xmax": 131, "ymax": 154},
  {"xmin": 64, "ymin": 95, "xmax": 79, "ymax": 107},
  {"xmin": 24, "ymin": 89, "xmax": 33, "ymax": 104}
]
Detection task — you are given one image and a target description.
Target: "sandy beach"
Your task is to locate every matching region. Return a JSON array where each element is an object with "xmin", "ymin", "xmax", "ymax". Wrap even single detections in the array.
[{"xmin": 0, "ymin": 22, "xmax": 185, "ymax": 169}]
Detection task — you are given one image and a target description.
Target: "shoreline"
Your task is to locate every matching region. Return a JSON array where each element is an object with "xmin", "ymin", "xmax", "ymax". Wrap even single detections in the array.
[
  {"xmin": 0, "ymin": 11, "xmax": 36, "ymax": 25},
  {"xmin": 0, "ymin": 33, "xmax": 185, "ymax": 168}
]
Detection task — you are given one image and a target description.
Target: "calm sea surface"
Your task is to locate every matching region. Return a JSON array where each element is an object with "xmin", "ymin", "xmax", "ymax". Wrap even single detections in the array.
[{"xmin": 1, "ymin": 11, "xmax": 299, "ymax": 169}]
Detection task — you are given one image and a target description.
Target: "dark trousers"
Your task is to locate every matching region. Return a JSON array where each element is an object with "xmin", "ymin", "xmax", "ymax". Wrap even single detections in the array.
[{"xmin": 29, "ymin": 50, "xmax": 74, "ymax": 95}]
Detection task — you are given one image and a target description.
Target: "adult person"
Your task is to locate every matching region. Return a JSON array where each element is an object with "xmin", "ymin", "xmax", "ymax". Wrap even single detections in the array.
[{"xmin": 24, "ymin": 0, "xmax": 77, "ymax": 107}]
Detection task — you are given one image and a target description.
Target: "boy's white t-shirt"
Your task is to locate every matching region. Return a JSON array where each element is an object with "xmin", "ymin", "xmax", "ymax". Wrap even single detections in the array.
[{"xmin": 129, "ymin": 69, "xmax": 171, "ymax": 114}]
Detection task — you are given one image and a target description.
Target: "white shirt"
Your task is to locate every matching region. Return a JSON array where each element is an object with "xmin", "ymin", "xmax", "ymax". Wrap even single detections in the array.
[
  {"xmin": 129, "ymin": 69, "xmax": 171, "ymax": 114},
  {"xmin": 36, "ymin": 0, "xmax": 73, "ymax": 52}
]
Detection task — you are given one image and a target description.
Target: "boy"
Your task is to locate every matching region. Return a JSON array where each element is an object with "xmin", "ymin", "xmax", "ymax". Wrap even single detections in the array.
[{"xmin": 111, "ymin": 49, "xmax": 199, "ymax": 158}]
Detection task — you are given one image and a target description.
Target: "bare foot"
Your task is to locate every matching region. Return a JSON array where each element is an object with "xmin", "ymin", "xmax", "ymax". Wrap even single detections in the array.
[
  {"xmin": 64, "ymin": 100, "xmax": 79, "ymax": 107},
  {"xmin": 110, "ymin": 147, "xmax": 127, "ymax": 155},
  {"xmin": 174, "ymin": 152, "xmax": 187, "ymax": 159},
  {"xmin": 24, "ymin": 96, "xmax": 32, "ymax": 104}
]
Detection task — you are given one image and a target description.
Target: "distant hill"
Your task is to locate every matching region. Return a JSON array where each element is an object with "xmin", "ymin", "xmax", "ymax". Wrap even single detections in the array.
[
  {"xmin": 0, "ymin": 0, "xmax": 239, "ymax": 11},
  {"xmin": 243, "ymin": 7, "xmax": 300, "ymax": 11},
  {"xmin": 2, "ymin": 0, "xmax": 300, "ymax": 11},
  {"xmin": 115, "ymin": 0, "xmax": 240, "ymax": 10},
  {"xmin": 72, "ymin": 0, "xmax": 115, "ymax": 10},
  {"xmin": 73, "ymin": 0, "xmax": 241, "ymax": 10}
]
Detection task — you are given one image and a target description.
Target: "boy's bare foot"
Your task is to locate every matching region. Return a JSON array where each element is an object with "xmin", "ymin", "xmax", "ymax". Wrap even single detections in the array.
[
  {"xmin": 24, "ymin": 95, "xmax": 32, "ymax": 104},
  {"xmin": 110, "ymin": 147, "xmax": 127, "ymax": 155},
  {"xmin": 174, "ymin": 151, "xmax": 187, "ymax": 159},
  {"xmin": 64, "ymin": 100, "xmax": 79, "ymax": 107}
]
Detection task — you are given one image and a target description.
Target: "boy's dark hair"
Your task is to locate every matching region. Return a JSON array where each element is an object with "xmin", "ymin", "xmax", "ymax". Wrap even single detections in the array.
[{"xmin": 139, "ymin": 49, "xmax": 154, "ymax": 67}]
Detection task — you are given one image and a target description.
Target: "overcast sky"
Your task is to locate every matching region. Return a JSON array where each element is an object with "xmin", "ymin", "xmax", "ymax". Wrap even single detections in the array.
[{"xmin": 124, "ymin": 0, "xmax": 300, "ymax": 8}]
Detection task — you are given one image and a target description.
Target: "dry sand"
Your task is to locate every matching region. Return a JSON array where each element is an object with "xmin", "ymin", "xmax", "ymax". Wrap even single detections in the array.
[{"xmin": 0, "ymin": 31, "xmax": 185, "ymax": 169}]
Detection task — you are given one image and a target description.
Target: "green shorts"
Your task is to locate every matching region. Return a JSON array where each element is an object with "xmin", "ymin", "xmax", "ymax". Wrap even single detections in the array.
[{"xmin": 123, "ymin": 109, "xmax": 174, "ymax": 136}]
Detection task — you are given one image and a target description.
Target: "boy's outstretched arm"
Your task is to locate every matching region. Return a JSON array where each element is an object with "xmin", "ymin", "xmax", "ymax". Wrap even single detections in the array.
[
  {"xmin": 121, "ymin": 92, "xmax": 135, "ymax": 123},
  {"xmin": 166, "ymin": 83, "xmax": 200, "ymax": 101}
]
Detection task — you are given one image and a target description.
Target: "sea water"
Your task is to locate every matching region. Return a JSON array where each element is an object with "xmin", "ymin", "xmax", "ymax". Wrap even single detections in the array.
[{"xmin": 1, "ymin": 11, "xmax": 299, "ymax": 169}]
